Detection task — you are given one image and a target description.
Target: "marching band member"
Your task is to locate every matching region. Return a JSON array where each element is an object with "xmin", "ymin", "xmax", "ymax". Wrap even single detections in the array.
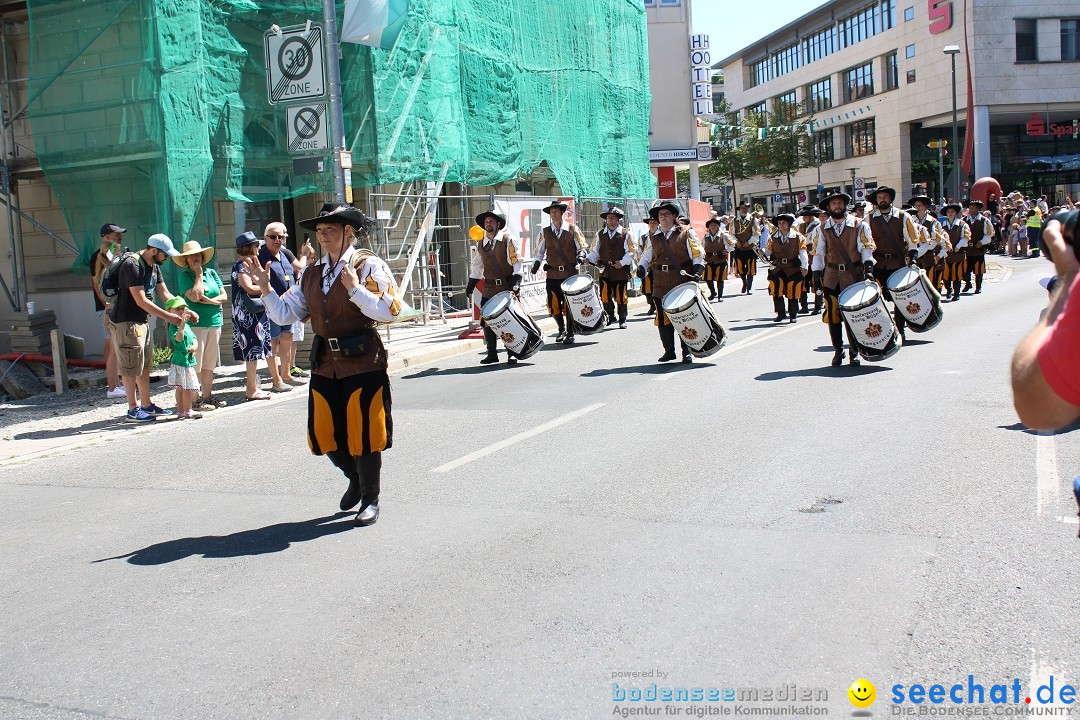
[
  {"xmin": 530, "ymin": 201, "xmax": 587, "ymax": 343},
  {"xmin": 638, "ymin": 215, "xmax": 659, "ymax": 316},
  {"xmin": 868, "ymin": 187, "xmax": 920, "ymax": 341},
  {"xmin": 701, "ymin": 217, "xmax": 731, "ymax": 302},
  {"xmin": 253, "ymin": 203, "xmax": 400, "ymax": 527},
  {"xmin": 587, "ymin": 206, "xmax": 635, "ymax": 329},
  {"xmin": 730, "ymin": 200, "xmax": 760, "ymax": 294},
  {"xmin": 809, "ymin": 192, "xmax": 877, "ymax": 367},
  {"xmin": 963, "ymin": 200, "xmax": 994, "ymax": 294},
  {"xmin": 468, "ymin": 210, "xmax": 523, "ymax": 364},
  {"xmin": 910, "ymin": 195, "xmax": 948, "ymax": 292},
  {"xmin": 762, "ymin": 213, "xmax": 808, "ymax": 323},
  {"xmin": 940, "ymin": 202, "xmax": 970, "ymax": 303},
  {"xmin": 637, "ymin": 201, "xmax": 705, "ymax": 363},
  {"xmin": 795, "ymin": 205, "xmax": 822, "ymax": 314}
]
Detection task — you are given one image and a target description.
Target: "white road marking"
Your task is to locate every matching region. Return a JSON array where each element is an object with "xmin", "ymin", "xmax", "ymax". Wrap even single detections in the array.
[
  {"xmin": 430, "ymin": 402, "xmax": 605, "ymax": 473},
  {"xmin": 654, "ymin": 321, "xmax": 815, "ymax": 382},
  {"xmin": 1035, "ymin": 432, "xmax": 1059, "ymax": 519}
]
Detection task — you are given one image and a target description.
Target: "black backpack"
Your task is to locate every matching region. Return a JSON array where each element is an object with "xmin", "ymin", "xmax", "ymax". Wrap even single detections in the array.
[{"xmin": 99, "ymin": 251, "xmax": 138, "ymax": 300}]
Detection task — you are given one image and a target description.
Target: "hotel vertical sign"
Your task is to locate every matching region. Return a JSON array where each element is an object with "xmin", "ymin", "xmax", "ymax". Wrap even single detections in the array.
[{"xmin": 690, "ymin": 34, "xmax": 712, "ymax": 116}]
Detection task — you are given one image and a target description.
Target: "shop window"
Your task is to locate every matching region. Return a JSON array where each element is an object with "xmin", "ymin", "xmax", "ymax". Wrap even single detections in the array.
[{"xmin": 1016, "ymin": 19, "xmax": 1038, "ymax": 62}]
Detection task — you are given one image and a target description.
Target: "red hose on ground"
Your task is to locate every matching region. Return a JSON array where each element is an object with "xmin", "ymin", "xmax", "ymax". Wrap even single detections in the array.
[{"xmin": 0, "ymin": 353, "xmax": 106, "ymax": 369}]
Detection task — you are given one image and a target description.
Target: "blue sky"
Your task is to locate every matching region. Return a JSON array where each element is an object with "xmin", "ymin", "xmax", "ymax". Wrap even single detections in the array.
[{"xmin": 694, "ymin": 0, "xmax": 829, "ymax": 64}]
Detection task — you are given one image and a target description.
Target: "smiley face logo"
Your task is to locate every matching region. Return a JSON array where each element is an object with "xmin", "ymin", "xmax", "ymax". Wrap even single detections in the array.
[{"xmin": 848, "ymin": 678, "xmax": 876, "ymax": 708}]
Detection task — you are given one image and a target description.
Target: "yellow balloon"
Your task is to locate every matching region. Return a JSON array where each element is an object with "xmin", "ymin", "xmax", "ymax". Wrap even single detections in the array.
[{"xmin": 468, "ymin": 225, "xmax": 485, "ymax": 241}]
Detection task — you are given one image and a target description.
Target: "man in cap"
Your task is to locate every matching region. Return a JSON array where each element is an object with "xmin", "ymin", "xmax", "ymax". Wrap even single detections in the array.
[
  {"xmin": 637, "ymin": 201, "xmax": 705, "ymax": 362},
  {"xmin": 867, "ymin": 186, "xmax": 920, "ymax": 340},
  {"xmin": 530, "ymin": 201, "xmax": 588, "ymax": 343},
  {"xmin": 700, "ymin": 217, "xmax": 731, "ymax": 302},
  {"xmin": 586, "ymin": 206, "xmax": 635, "ymax": 329},
  {"xmin": 730, "ymin": 200, "xmax": 761, "ymax": 294},
  {"xmin": 794, "ymin": 205, "xmax": 822, "ymax": 314},
  {"xmin": 467, "ymin": 210, "xmax": 523, "ymax": 363},
  {"xmin": 252, "ymin": 203, "xmax": 402, "ymax": 527},
  {"xmin": 637, "ymin": 215, "xmax": 658, "ymax": 316},
  {"xmin": 962, "ymin": 200, "xmax": 994, "ymax": 294},
  {"xmin": 939, "ymin": 202, "xmax": 970, "ymax": 302},
  {"xmin": 107, "ymin": 233, "xmax": 196, "ymax": 422},
  {"xmin": 92, "ymin": 222, "xmax": 126, "ymax": 399},
  {"xmin": 909, "ymin": 195, "xmax": 948, "ymax": 291},
  {"xmin": 809, "ymin": 192, "xmax": 877, "ymax": 366},
  {"xmin": 762, "ymin": 213, "xmax": 808, "ymax": 323}
]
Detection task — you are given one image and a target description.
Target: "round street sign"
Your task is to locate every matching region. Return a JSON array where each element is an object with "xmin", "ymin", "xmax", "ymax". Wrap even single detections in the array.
[{"xmin": 278, "ymin": 37, "xmax": 313, "ymax": 81}]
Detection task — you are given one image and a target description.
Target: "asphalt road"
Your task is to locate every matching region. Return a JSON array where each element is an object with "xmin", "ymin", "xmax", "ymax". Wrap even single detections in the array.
[{"xmin": 1, "ymin": 256, "xmax": 1077, "ymax": 720}]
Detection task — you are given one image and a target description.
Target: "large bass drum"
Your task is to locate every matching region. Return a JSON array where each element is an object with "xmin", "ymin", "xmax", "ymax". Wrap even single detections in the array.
[
  {"xmin": 838, "ymin": 280, "xmax": 900, "ymax": 361},
  {"xmin": 886, "ymin": 266, "xmax": 943, "ymax": 333},
  {"xmin": 481, "ymin": 292, "xmax": 544, "ymax": 360},
  {"xmin": 560, "ymin": 274, "xmax": 607, "ymax": 334},
  {"xmin": 661, "ymin": 282, "xmax": 728, "ymax": 358}
]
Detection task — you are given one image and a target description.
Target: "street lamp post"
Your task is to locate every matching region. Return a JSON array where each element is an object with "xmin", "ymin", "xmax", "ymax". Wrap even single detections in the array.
[{"xmin": 943, "ymin": 45, "xmax": 961, "ymax": 203}]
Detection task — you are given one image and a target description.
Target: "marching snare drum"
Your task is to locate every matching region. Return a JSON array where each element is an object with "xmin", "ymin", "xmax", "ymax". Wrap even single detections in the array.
[
  {"xmin": 838, "ymin": 280, "xmax": 900, "ymax": 362},
  {"xmin": 661, "ymin": 282, "xmax": 728, "ymax": 358},
  {"xmin": 886, "ymin": 266, "xmax": 943, "ymax": 333},
  {"xmin": 481, "ymin": 292, "xmax": 544, "ymax": 360},
  {"xmin": 560, "ymin": 274, "xmax": 607, "ymax": 334}
]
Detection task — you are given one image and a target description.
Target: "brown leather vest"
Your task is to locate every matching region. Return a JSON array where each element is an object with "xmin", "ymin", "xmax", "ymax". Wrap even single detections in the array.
[
  {"xmin": 944, "ymin": 223, "xmax": 966, "ymax": 264},
  {"xmin": 732, "ymin": 215, "xmax": 755, "ymax": 249},
  {"xmin": 770, "ymin": 232, "xmax": 802, "ymax": 277},
  {"xmin": 648, "ymin": 228, "xmax": 692, "ymax": 299},
  {"xmin": 822, "ymin": 222, "xmax": 866, "ymax": 290},
  {"xmin": 870, "ymin": 213, "xmax": 907, "ymax": 270},
  {"xmin": 302, "ymin": 259, "xmax": 387, "ymax": 379},
  {"xmin": 965, "ymin": 218, "xmax": 986, "ymax": 257},
  {"xmin": 542, "ymin": 225, "xmax": 578, "ymax": 280},
  {"xmin": 702, "ymin": 233, "xmax": 728, "ymax": 265},
  {"xmin": 597, "ymin": 228, "xmax": 631, "ymax": 281},
  {"xmin": 480, "ymin": 232, "xmax": 514, "ymax": 296}
]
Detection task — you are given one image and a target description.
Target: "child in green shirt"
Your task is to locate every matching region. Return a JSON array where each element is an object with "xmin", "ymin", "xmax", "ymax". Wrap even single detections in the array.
[{"xmin": 165, "ymin": 296, "xmax": 202, "ymax": 419}]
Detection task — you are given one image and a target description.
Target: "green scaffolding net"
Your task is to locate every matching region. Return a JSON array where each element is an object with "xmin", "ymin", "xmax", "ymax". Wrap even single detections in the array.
[{"xmin": 26, "ymin": 0, "xmax": 654, "ymax": 271}]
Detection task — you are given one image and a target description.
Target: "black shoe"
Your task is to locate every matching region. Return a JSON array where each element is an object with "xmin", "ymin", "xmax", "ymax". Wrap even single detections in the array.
[
  {"xmin": 339, "ymin": 477, "xmax": 361, "ymax": 511},
  {"xmin": 646, "ymin": 308, "xmax": 655, "ymax": 316},
  {"xmin": 974, "ymin": 289, "xmax": 981, "ymax": 294},
  {"xmin": 618, "ymin": 322, "xmax": 627, "ymax": 329},
  {"xmin": 563, "ymin": 334, "xmax": 575, "ymax": 345},
  {"xmin": 480, "ymin": 354, "xmax": 499, "ymax": 364},
  {"xmin": 773, "ymin": 313, "xmax": 785, "ymax": 323},
  {"xmin": 682, "ymin": 354, "xmax": 692, "ymax": 364},
  {"xmin": 789, "ymin": 315, "xmax": 797, "ymax": 323},
  {"xmin": 800, "ymin": 305, "xmax": 809, "ymax": 314},
  {"xmin": 355, "ymin": 501, "xmax": 379, "ymax": 527},
  {"xmin": 963, "ymin": 283, "xmax": 972, "ymax": 293},
  {"xmin": 848, "ymin": 349, "xmax": 861, "ymax": 366},
  {"xmin": 555, "ymin": 330, "xmax": 567, "ymax": 343},
  {"xmin": 707, "ymin": 294, "xmax": 717, "ymax": 301},
  {"xmin": 831, "ymin": 350, "xmax": 844, "ymax": 367},
  {"xmin": 658, "ymin": 351, "xmax": 677, "ymax": 362},
  {"xmin": 606, "ymin": 317, "xmax": 615, "ymax": 326},
  {"xmin": 507, "ymin": 356, "xmax": 518, "ymax": 364}
]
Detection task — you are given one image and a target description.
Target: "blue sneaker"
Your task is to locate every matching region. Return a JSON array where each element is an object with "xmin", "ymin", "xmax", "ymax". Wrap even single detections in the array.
[
  {"xmin": 141, "ymin": 403, "xmax": 174, "ymax": 417},
  {"xmin": 125, "ymin": 407, "xmax": 156, "ymax": 423}
]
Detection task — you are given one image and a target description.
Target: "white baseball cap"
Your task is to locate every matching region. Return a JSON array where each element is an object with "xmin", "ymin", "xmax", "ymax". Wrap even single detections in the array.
[{"xmin": 146, "ymin": 233, "xmax": 179, "ymax": 256}]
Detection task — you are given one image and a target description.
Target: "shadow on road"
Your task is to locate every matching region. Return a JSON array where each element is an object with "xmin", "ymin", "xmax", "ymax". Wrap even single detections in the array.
[
  {"xmin": 92, "ymin": 512, "xmax": 356, "ymax": 565},
  {"xmin": 756, "ymin": 365, "xmax": 891, "ymax": 381},
  {"xmin": 901, "ymin": 339, "xmax": 933, "ymax": 347},
  {"xmin": 998, "ymin": 420, "xmax": 1080, "ymax": 436},
  {"xmin": 14, "ymin": 417, "xmax": 135, "ymax": 440},
  {"xmin": 401, "ymin": 362, "xmax": 535, "ymax": 379},
  {"xmin": 582, "ymin": 362, "xmax": 714, "ymax": 377},
  {"xmin": 541, "ymin": 341, "xmax": 601, "ymax": 351}
]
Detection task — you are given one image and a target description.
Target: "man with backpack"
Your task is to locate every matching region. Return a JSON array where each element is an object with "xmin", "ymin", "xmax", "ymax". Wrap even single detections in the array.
[{"xmin": 104, "ymin": 233, "xmax": 196, "ymax": 422}]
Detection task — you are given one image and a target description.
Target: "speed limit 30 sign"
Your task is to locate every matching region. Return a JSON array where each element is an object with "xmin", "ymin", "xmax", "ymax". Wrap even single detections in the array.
[{"xmin": 264, "ymin": 24, "xmax": 326, "ymax": 105}]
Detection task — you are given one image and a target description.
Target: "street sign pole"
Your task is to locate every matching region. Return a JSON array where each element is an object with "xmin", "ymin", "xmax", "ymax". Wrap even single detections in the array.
[{"xmin": 322, "ymin": 0, "xmax": 347, "ymax": 203}]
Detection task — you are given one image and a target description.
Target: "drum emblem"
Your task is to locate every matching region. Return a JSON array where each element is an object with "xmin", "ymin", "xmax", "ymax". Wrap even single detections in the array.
[
  {"xmin": 906, "ymin": 301, "xmax": 921, "ymax": 315},
  {"xmin": 580, "ymin": 304, "xmax": 594, "ymax": 318},
  {"xmin": 864, "ymin": 322, "xmax": 883, "ymax": 339},
  {"xmin": 681, "ymin": 326, "xmax": 699, "ymax": 341},
  {"xmin": 500, "ymin": 331, "xmax": 516, "ymax": 344}
]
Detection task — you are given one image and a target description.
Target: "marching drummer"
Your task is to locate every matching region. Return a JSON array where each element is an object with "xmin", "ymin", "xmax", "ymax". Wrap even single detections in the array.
[
  {"xmin": 701, "ymin": 217, "xmax": 732, "ymax": 302},
  {"xmin": 587, "ymin": 206, "xmax": 635, "ymax": 329},
  {"xmin": 809, "ymin": 191, "xmax": 877, "ymax": 367},
  {"xmin": 867, "ymin": 187, "xmax": 920, "ymax": 341},
  {"xmin": 531, "ymin": 201, "xmax": 588, "ymax": 343},
  {"xmin": 468, "ymin": 210, "xmax": 523, "ymax": 365},
  {"xmin": 962, "ymin": 200, "xmax": 994, "ymax": 294},
  {"xmin": 638, "ymin": 216, "xmax": 659, "ymax": 316},
  {"xmin": 762, "ymin": 213, "xmax": 809, "ymax": 323},
  {"xmin": 795, "ymin": 205, "xmax": 823, "ymax": 315},
  {"xmin": 730, "ymin": 200, "xmax": 761, "ymax": 294},
  {"xmin": 909, "ymin": 196, "xmax": 949, "ymax": 292},
  {"xmin": 637, "ymin": 201, "xmax": 705, "ymax": 363},
  {"xmin": 940, "ymin": 202, "xmax": 970, "ymax": 303}
]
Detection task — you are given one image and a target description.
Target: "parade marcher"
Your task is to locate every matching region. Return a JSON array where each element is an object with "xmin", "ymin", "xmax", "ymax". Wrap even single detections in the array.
[
  {"xmin": 530, "ymin": 201, "xmax": 587, "ymax": 343},
  {"xmin": 730, "ymin": 200, "xmax": 761, "ymax": 294},
  {"xmin": 637, "ymin": 201, "xmax": 704, "ymax": 363},
  {"xmin": 963, "ymin": 200, "xmax": 994, "ymax": 294},
  {"xmin": 794, "ymin": 205, "xmax": 821, "ymax": 314},
  {"xmin": 867, "ymin": 187, "xmax": 920, "ymax": 340},
  {"xmin": 910, "ymin": 196, "xmax": 948, "ymax": 292},
  {"xmin": 809, "ymin": 192, "xmax": 876, "ymax": 367},
  {"xmin": 254, "ymin": 203, "xmax": 401, "ymax": 527},
  {"xmin": 940, "ymin": 202, "xmax": 970, "ymax": 302},
  {"xmin": 586, "ymin": 206, "xmax": 634, "ymax": 328},
  {"xmin": 638, "ymin": 216, "xmax": 658, "ymax": 316},
  {"xmin": 762, "ymin": 213, "xmax": 808, "ymax": 323},
  {"xmin": 468, "ymin": 210, "xmax": 523, "ymax": 364},
  {"xmin": 700, "ymin": 217, "xmax": 731, "ymax": 302}
]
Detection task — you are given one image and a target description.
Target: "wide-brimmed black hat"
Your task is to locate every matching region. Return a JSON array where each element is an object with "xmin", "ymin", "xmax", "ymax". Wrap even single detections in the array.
[
  {"xmin": 942, "ymin": 202, "xmax": 963, "ymax": 214},
  {"xmin": 797, "ymin": 204, "xmax": 818, "ymax": 217},
  {"xmin": 872, "ymin": 186, "xmax": 896, "ymax": 202},
  {"xmin": 966, "ymin": 199, "xmax": 984, "ymax": 209},
  {"xmin": 235, "ymin": 230, "xmax": 259, "ymax": 248},
  {"xmin": 818, "ymin": 191, "xmax": 852, "ymax": 211},
  {"xmin": 648, "ymin": 201, "xmax": 681, "ymax": 220},
  {"xmin": 773, "ymin": 213, "xmax": 795, "ymax": 225},
  {"xmin": 705, "ymin": 217, "xmax": 721, "ymax": 229},
  {"xmin": 299, "ymin": 203, "xmax": 372, "ymax": 231},
  {"xmin": 475, "ymin": 211, "xmax": 506, "ymax": 230},
  {"xmin": 909, "ymin": 195, "xmax": 933, "ymax": 206},
  {"xmin": 599, "ymin": 206, "xmax": 625, "ymax": 219},
  {"xmin": 541, "ymin": 201, "xmax": 568, "ymax": 214},
  {"xmin": 737, "ymin": 199, "xmax": 750, "ymax": 208}
]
